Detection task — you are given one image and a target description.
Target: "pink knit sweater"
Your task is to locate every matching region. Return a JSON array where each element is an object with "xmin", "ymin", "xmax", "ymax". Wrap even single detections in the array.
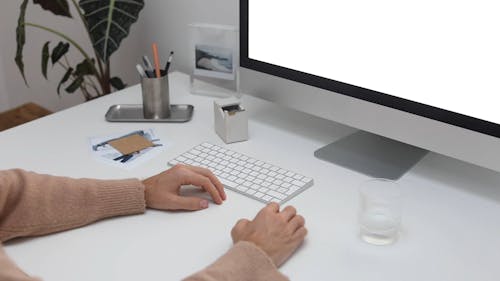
[{"xmin": 0, "ymin": 169, "xmax": 288, "ymax": 281}]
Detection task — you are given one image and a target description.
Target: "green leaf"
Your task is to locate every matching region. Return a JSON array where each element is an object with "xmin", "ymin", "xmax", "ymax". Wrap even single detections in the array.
[
  {"xmin": 65, "ymin": 75, "xmax": 84, "ymax": 93},
  {"xmin": 79, "ymin": 0, "xmax": 144, "ymax": 63},
  {"xmin": 15, "ymin": 0, "xmax": 29, "ymax": 86},
  {"xmin": 74, "ymin": 58, "xmax": 95, "ymax": 77},
  {"xmin": 41, "ymin": 41, "xmax": 50, "ymax": 79},
  {"xmin": 51, "ymin": 42, "xmax": 70, "ymax": 65},
  {"xmin": 57, "ymin": 67, "xmax": 73, "ymax": 95},
  {"xmin": 109, "ymin": 76, "xmax": 126, "ymax": 90},
  {"xmin": 33, "ymin": 0, "xmax": 72, "ymax": 18}
]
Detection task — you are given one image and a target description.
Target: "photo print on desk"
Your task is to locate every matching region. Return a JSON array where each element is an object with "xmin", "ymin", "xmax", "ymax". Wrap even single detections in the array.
[{"xmin": 89, "ymin": 129, "xmax": 167, "ymax": 170}]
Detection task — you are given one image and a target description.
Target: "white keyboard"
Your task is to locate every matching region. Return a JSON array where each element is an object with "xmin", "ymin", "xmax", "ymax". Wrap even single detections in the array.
[{"xmin": 168, "ymin": 143, "xmax": 313, "ymax": 204}]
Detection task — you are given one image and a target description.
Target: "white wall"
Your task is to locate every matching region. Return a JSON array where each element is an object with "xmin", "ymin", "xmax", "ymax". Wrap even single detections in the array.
[
  {"xmin": 137, "ymin": 0, "xmax": 238, "ymax": 75},
  {"xmin": 0, "ymin": 1, "xmax": 145, "ymax": 112},
  {"xmin": 0, "ymin": 0, "xmax": 236, "ymax": 113},
  {"xmin": 0, "ymin": 53, "xmax": 9, "ymax": 112}
]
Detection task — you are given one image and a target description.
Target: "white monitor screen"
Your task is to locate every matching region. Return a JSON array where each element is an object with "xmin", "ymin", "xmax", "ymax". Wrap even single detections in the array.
[{"xmin": 248, "ymin": 0, "xmax": 500, "ymax": 126}]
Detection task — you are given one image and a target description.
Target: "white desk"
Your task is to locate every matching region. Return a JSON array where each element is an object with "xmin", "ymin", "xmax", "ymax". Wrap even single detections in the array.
[{"xmin": 2, "ymin": 72, "xmax": 500, "ymax": 281}]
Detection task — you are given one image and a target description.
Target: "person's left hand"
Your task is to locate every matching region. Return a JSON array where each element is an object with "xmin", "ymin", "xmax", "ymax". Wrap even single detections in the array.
[{"xmin": 142, "ymin": 164, "xmax": 226, "ymax": 211}]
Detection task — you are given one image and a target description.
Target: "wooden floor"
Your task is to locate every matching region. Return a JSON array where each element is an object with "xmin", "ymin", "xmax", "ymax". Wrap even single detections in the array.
[{"xmin": 0, "ymin": 103, "xmax": 52, "ymax": 132}]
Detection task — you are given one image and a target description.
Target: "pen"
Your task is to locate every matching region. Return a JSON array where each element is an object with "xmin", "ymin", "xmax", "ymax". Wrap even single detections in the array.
[
  {"xmin": 152, "ymin": 43, "xmax": 161, "ymax": 78},
  {"xmin": 165, "ymin": 51, "xmax": 174, "ymax": 72},
  {"xmin": 136, "ymin": 64, "xmax": 147, "ymax": 78},
  {"xmin": 142, "ymin": 55, "xmax": 153, "ymax": 72}
]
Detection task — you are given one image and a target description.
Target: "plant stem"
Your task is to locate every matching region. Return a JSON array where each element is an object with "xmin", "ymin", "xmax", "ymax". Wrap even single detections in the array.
[{"xmin": 69, "ymin": 0, "xmax": 105, "ymax": 79}]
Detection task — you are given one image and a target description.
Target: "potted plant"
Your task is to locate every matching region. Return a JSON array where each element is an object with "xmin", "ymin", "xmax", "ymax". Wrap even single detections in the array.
[{"xmin": 15, "ymin": 0, "xmax": 144, "ymax": 101}]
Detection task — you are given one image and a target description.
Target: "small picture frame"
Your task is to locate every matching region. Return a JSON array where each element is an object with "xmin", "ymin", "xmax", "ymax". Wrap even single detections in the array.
[{"xmin": 189, "ymin": 23, "xmax": 239, "ymax": 97}]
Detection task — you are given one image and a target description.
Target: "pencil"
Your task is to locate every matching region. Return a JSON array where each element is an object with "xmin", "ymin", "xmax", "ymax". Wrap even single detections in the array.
[{"xmin": 152, "ymin": 43, "xmax": 161, "ymax": 78}]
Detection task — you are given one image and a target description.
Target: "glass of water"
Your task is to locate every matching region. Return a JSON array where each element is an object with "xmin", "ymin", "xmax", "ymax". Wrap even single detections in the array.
[{"xmin": 358, "ymin": 178, "xmax": 402, "ymax": 245}]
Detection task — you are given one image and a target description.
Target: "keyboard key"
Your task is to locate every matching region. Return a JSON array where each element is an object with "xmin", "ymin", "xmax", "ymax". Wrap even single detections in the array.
[
  {"xmin": 219, "ymin": 178, "xmax": 238, "ymax": 188},
  {"xmin": 262, "ymin": 195, "xmax": 272, "ymax": 202},
  {"xmin": 254, "ymin": 192, "xmax": 264, "ymax": 198},
  {"xmin": 292, "ymin": 180, "xmax": 307, "ymax": 187},
  {"xmin": 190, "ymin": 149, "xmax": 201, "ymax": 155},
  {"xmin": 270, "ymin": 184, "xmax": 280, "ymax": 190},
  {"xmin": 237, "ymin": 186, "xmax": 248, "ymax": 192},
  {"xmin": 259, "ymin": 187, "xmax": 270, "ymax": 193},
  {"xmin": 268, "ymin": 190, "xmax": 286, "ymax": 200}
]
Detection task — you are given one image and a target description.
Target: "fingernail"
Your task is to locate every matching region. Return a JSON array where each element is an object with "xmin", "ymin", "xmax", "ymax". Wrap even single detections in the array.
[{"xmin": 200, "ymin": 200, "xmax": 209, "ymax": 209}]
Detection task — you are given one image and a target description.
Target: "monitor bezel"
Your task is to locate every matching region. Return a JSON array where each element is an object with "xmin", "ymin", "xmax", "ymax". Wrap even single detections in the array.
[{"xmin": 240, "ymin": 0, "xmax": 500, "ymax": 139}]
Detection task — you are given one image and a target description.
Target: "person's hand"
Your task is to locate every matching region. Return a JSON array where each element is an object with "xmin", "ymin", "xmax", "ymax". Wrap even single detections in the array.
[
  {"xmin": 142, "ymin": 164, "xmax": 226, "ymax": 211},
  {"xmin": 231, "ymin": 203, "xmax": 307, "ymax": 267}
]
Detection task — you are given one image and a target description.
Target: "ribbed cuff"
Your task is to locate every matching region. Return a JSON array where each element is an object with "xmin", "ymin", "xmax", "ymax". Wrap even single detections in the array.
[
  {"xmin": 93, "ymin": 179, "xmax": 146, "ymax": 220},
  {"xmin": 184, "ymin": 241, "xmax": 288, "ymax": 281}
]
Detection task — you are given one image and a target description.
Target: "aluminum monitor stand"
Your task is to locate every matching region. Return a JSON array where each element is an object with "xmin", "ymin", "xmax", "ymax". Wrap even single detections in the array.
[{"xmin": 314, "ymin": 130, "xmax": 428, "ymax": 180}]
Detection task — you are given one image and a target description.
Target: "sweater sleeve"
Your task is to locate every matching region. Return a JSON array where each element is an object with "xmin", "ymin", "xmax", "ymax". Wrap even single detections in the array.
[
  {"xmin": 183, "ymin": 241, "xmax": 289, "ymax": 281},
  {"xmin": 0, "ymin": 169, "xmax": 146, "ymax": 242}
]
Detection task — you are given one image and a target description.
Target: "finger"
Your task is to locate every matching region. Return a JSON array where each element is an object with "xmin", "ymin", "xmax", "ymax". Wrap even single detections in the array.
[
  {"xmin": 180, "ymin": 169, "xmax": 223, "ymax": 204},
  {"xmin": 293, "ymin": 226, "xmax": 308, "ymax": 240},
  {"xmin": 231, "ymin": 218, "xmax": 250, "ymax": 240},
  {"xmin": 280, "ymin": 206, "xmax": 297, "ymax": 222},
  {"xmin": 288, "ymin": 215, "xmax": 306, "ymax": 233},
  {"xmin": 186, "ymin": 165, "xmax": 227, "ymax": 200},
  {"xmin": 266, "ymin": 202, "xmax": 280, "ymax": 213},
  {"xmin": 170, "ymin": 196, "xmax": 209, "ymax": 211}
]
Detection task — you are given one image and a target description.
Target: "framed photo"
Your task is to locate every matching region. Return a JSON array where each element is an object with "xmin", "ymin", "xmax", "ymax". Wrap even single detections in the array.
[{"xmin": 189, "ymin": 23, "xmax": 239, "ymax": 97}]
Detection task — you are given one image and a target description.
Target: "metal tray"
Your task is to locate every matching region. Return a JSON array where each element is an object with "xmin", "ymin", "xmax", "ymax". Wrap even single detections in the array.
[{"xmin": 105, "ymin": 104, "xmax": 194, "ymax": 122}]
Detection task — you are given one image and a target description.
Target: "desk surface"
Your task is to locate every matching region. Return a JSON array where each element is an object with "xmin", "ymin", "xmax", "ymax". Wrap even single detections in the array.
[{"xmin": 2, "ymin": 72, "xmax": 500, "ymax": 281}]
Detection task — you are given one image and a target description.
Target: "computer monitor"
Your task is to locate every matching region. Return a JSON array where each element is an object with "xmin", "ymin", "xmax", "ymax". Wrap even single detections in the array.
[{"xmin": 239, "ymin": 0, "xmax": 500, "ymax": 179}]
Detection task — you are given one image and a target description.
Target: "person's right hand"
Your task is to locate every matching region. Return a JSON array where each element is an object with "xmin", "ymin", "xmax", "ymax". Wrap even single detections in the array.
[{"xmin": 231, "ymin": 203, "xmax": 307, "ymax": 267}]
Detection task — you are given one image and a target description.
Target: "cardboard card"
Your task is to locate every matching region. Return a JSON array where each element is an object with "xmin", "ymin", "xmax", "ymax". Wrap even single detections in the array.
[{"xmin": 108, "ymin": 134, "xmax": 154, "ymax": 155}]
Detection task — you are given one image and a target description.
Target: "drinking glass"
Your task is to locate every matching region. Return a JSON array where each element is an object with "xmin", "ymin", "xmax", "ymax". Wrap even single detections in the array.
[{"xmin": 358, "ymin": 178, "xmax": 402, "ymax": 245}]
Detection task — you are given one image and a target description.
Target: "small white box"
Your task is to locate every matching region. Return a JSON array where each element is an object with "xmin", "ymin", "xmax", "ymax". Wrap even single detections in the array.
[{"xmin": 214, "ymin": 97, "xmax": 248, "ymax": 143}]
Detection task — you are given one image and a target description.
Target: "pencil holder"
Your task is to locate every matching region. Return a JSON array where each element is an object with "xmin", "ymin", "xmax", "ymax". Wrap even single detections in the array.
[{"xmin": 141, "ymin": 70, "xmax": 170, "ymax": 119}]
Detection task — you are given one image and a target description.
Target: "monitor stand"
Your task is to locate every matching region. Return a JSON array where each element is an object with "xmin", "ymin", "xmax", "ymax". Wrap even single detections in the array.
[{"xmin": 314, "ymin": 131, "xmax": 428, "ymax": 180}]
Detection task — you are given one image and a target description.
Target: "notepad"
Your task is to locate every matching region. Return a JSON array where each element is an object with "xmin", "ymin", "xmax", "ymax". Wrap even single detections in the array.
[{"xmin": 108, "ymin": 134, "xmax": 154, "ymax": 155}]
